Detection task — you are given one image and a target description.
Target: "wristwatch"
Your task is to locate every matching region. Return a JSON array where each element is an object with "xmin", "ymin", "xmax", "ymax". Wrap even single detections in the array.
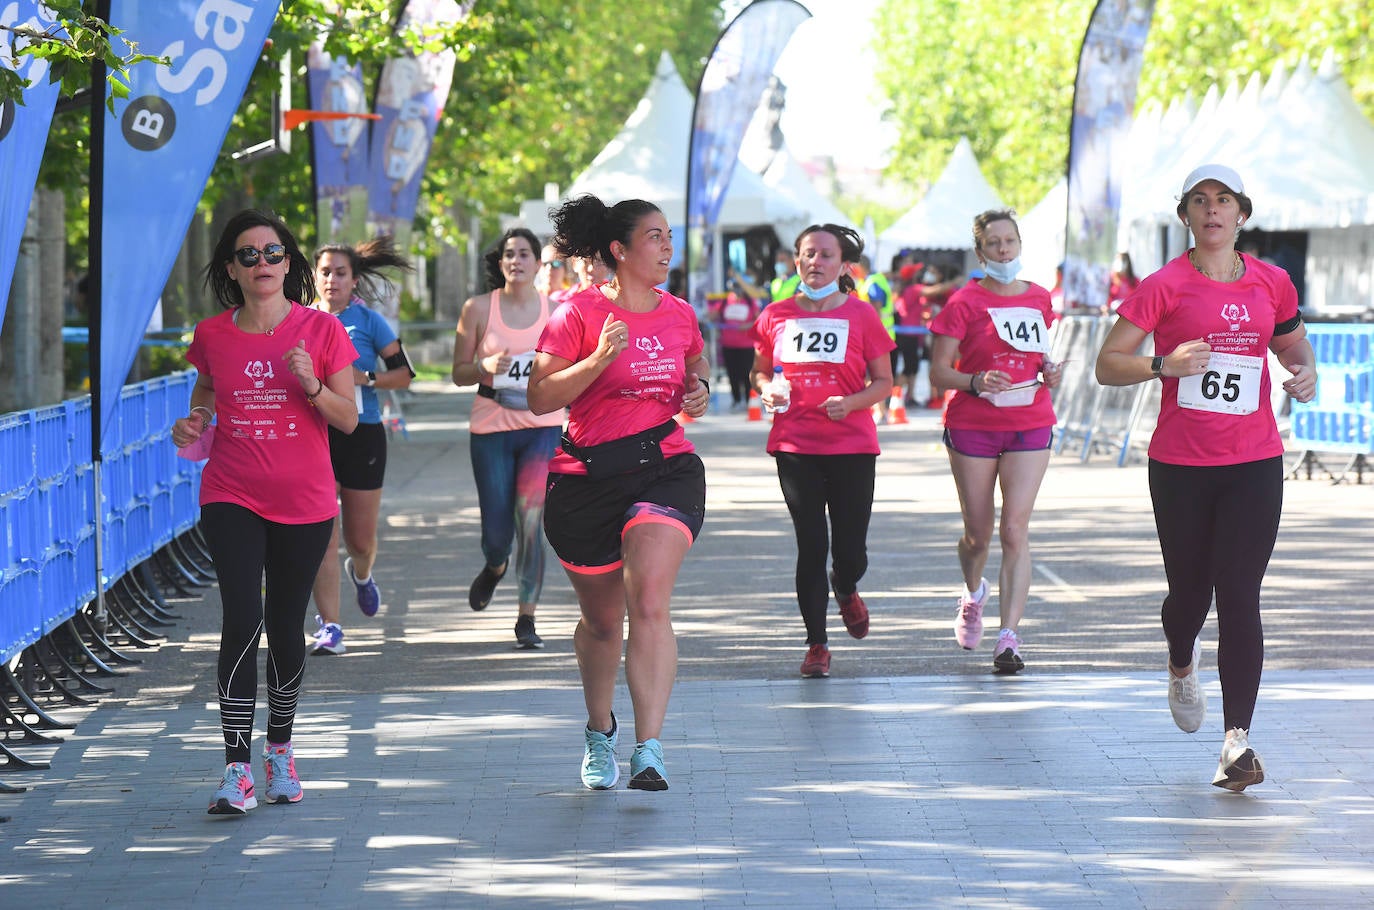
[
  {"xmin": 1150, "ymin": 356, "xmax": 1164, "ymax": 378},
  {"xmin": 366, "ymin": 370, "xmax": 377, "ymax": 386}
]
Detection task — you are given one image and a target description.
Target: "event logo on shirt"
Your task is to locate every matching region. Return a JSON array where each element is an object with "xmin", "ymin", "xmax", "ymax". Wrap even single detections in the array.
[
  {"xmin": 1221, "ymin": 303, "xmax": 1251, "ymax": 332},
  {"xmin": 635, "ymin": 335, "xmax": 665, "ymax": 359},
  {"xmin": 244, "ymin": 359, "xmax": 276, "ymax": 388}
]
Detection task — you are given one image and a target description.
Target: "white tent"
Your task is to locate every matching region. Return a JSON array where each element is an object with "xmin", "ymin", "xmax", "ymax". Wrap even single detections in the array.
[
  {"xmin": 514, "ymin": 52, "xmax": 805, "ymax": 239},
  {"xmin": 1019, "ymin": 177, "xmax": 1067, "ymax": 290},
  {"xmin": 750, "ymin": 145, "xmax": 849, "ymax": 241},
  {"xmin": 876, "ymin": 137, "xmax": 1005, "ymax": 267},
  {"xmin": 1119, "ymin": 52, "xmax": 1374, "ymax": 315}
]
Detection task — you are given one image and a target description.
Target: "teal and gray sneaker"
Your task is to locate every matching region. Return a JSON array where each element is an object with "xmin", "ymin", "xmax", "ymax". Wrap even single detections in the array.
[
  {"xmin": 262, "ymin": 741, "xmax": 303, "ymax": 804},
  {"xmin": 628, "ymin": 738, "xmax": 668, "ymax": 791},
  {"xmin": 207, "ymin": 761, "xmax": 257, "ymax": 815},
  {"xmin": 581, "ymin": 714, "xmax": 619, "ymax": 790}
]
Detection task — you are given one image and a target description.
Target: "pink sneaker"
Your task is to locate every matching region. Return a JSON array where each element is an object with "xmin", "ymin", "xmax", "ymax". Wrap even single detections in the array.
[
  {"xmin": 954, "ymin": 578, "xmax": 988, "ymax": 649},
  {"xmin": 800, "ymin": 643, "xmax": 831, "ymax": 678}
]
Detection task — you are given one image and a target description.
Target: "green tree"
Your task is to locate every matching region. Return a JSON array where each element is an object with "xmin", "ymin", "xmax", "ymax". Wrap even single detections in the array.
[{"xmin": 872, "ymin": 0, "xmax": 1374, "ymax": 217}]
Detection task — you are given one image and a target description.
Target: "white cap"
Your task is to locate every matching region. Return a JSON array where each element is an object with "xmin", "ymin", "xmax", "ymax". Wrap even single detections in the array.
[{"xmin": 1181, "ymin": 164, "xmax": 1245, "ymax": 196}]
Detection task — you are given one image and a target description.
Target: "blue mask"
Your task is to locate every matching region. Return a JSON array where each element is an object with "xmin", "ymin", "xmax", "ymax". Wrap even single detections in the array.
[
  {"xmin": 983, "ymin": 257, "xmax": 1023, "ymax": 284},
  {"xmin": 798, "ymin": 275, "xmax": 840, "ymax": 300}
]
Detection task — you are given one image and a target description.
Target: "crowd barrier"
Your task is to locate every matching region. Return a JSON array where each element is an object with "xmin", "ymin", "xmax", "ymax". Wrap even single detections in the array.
[{"xmin": 0, "ymin": 372, "xmax": 203, "ymax": 664}]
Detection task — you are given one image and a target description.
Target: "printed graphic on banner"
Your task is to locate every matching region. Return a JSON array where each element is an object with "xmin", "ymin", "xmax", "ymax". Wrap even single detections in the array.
[
  {"xmin": 1062, "ymin": 0, "xmax": 1156, "ymax": 314},
  {"xmin": 308, "ymin": 29, "xmax": 371, "ymax": 243},
  {"xmin": 100, "ymin": 0, "xmax": 283, "ymax": 451},
  {"xmin": 1290, "ymin": 324, "xmax": 1374, "ymax": 454},
  {"xmin": 685, "ymin": 0, "xmax": 810, "ymax": 312},
  {"xmin": 366, "ymin": 0, "xmax": 468, "ymax": 246},
  {"xmin": 0, "ymin": 1, "xmax": 64, "ymax": 326}
]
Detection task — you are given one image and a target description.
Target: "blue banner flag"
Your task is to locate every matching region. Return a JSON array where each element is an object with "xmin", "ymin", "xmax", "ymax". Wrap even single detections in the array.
[
  {"xmin": 366, "ymin": 0, "xmax": 466, "ymax": 243},
  {"xmin": 0, "ymin": 1, "xmax": 64, "ymax": 327},
  {"xmin": 99, "ymin": 0, "xmax": 282, "ymax": 451},
  {"xmin": 1063, "ymin": 0, "xmax": 1156, "ymax": 313},
  {"xmin": 307, "ymin": 30, "xmax": 370, "ymax": 242},
  {"xmin": 686, "ymin": 0, "xmax": 811, "ymax": 309}
]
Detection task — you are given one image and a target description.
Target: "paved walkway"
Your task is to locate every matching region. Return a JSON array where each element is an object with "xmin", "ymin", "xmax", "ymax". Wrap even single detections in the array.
[{"xmin": 3, "ymin": 386, "xmax": 1372, "ymax": 909}]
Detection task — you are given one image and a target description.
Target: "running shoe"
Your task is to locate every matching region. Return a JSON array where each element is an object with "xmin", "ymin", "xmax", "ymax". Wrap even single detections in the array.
[
  {"xmin": 514, "ymin": 615, "xmax": 544, "ymax": 650},
  {"xmin": 829, "ymin": 571, "xmax": 869, "ymax": 639},
  {"xmin": 308, "ymin": 615, "xmax": 345, "ymax": 655},
  {"xmin": 207, "ymin": 761, "xmax": 256, "ymax": 815},
  {"xmin": 800, "ymin": 643, "xmax": 831, "ymax": 678},
  {"xmin": 346, "ymin": 557, "xmax": 380, "ymax": 617},
  {"xmin": 581, "ymin": 715, "xmax": 619, "ymax": 790},
  {"xmin": 468, "ymin": 562, "xmax": 507, "ymax": 611},
  {"xmin": 262, "ymin": 741, "xmax": 303, "ymax": 804},
  {"xmin": 954, "ymin": 578, "xmax": 988, "ymax": 649},
  {"xmin": 992, "ymin": 629, "xmax": 1025, "ymax": 673},
  {"xmin": 628, "ymin": 738, "xmax": 669, "ymax": 791},
  {"xmin": 1167, "ymin": 638, "xmax": 1206, "ymax": 733},
  {"xmin": 1212, "ymin": 727, "xmax": 1265, "ymax": 792}
]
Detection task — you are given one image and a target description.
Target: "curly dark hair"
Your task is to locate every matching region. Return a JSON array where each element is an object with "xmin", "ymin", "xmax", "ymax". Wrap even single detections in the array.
[
  {"xmin": 314, "ymin": 234, "xmax": 413, "ymax": 305},
  {"xmin": 203, "ymin": 209, "xmax": 314, "ymax": 310},
  {"xmin": 481, "ymin": 227, "xmax": 542, "ymax": 291},
  {"xmin": 793, "ymin": 223, "xmax": 865, "ymax": 294}
]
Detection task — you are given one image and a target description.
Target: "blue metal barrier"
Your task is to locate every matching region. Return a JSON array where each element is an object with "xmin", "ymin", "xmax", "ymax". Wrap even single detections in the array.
[{"xmin": 0, "ymin": 371, "xmax": 203, "ymax": 662}]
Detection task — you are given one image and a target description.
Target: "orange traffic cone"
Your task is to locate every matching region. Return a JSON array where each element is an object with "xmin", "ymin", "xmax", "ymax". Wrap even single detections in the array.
[
  {"xmin": 747, "ymin": 389, "xmax": 762, "ymax": 421},
  {"xmin": 675, "ymin": 410, "xmax": 694, "ymax": 426},
  {"xmin": 888, "ymin": 389, "xmax": 908, "ymax": 424}
]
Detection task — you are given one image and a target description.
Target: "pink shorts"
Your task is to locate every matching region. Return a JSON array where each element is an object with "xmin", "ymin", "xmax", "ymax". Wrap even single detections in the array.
[{"xmin": 943, "ymin": 425, "xmax": 1053, "ymax": 458}]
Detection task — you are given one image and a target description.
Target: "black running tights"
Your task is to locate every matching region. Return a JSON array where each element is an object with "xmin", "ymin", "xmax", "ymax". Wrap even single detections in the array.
[
  {"xmin": 1148, "ymin": 457, "xmax": 1282, "ymax": 732},
  {"xmin": 775, "ymin": 452, "xmax": 876, "ymax": 646},
  {"xmin": 200, "ymin": 503, "xmax": 334, "ymax": 763}
]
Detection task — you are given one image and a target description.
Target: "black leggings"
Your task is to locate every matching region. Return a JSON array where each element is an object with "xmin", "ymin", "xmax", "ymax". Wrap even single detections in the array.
[
  {"xmin": 200, "ymin": 503, "xmax": 334, "ymax": 763},
  {"xmin": 775, "ymin": 452, "xmax": 876, "ymax": 645},
  {"xmin": 722, "ymin": 346, "xmax": 754, "ymax": 406},
  {"xmin": 1148, "ymin": 457, "xmax": 1282, "ymax": 732}
]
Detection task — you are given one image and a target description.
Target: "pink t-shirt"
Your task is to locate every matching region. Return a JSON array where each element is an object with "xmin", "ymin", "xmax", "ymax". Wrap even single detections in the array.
[
  {"xmin": 186, "ymin": 303, "xmax": 358, "ymax": 523},
  {"xmin": 536, "ymin": 285, "xmax": 704, "ymax": 475},
  {"xmin": 469, "ymin": 290, "xmax": 567, "ymax": 435},
  {"xmin": 1117, "ymin": 252, "xmax": 1299, "ymax": 466},
  {"xmin": 750, "ymin": 294, "xmax": 895, "ymax": 456},
  {"xmin": 709, "ymin": 293, "xmax": 761, "ymax": 349},
  {"xmin": 931, "ymin": 281, "xmax": 1058, "ymax": 431}
]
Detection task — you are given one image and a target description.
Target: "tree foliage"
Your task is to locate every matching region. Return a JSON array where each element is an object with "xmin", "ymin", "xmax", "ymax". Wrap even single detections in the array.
[
  {"xmin": 872, "ymin": 0, "xmax": 1374, "ymax": 215},
  {"xmin": 24, "ymin": 0, "xmax": 722, "ymax": 268}
]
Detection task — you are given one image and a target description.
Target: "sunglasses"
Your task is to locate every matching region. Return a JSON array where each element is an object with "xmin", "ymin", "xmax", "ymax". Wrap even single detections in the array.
[
  {"xmin": 234, "ymin": 243, "xmax": 287, "ymax": 267},
  {"xmin": 543, "ymin": 259, "xmax": 564, "ymax": 269}
]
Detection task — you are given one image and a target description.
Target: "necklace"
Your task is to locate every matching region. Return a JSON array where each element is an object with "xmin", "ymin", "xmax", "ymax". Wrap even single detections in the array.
[
  {"xmin": 1189, "ymin": 250, "xmax": 1242, "ymax": 282},
  {"xmin": 234, "ymin": 301, "xmax": 293, "ymax": 335}
]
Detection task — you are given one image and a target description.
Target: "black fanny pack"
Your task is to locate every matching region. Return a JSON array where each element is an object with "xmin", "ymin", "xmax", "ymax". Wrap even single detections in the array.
[
  {"xmin": 477, "ymin": 383, "xmax": 529, "ymax": 411},
  {"xmin": 561, "ymin": 418, "xmax": 678, "ymax": 480}
]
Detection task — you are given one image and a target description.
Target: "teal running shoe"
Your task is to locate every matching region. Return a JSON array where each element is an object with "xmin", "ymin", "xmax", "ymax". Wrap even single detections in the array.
[
  {"xmin": 581, "ymin": 715, "xmax": 619, "ymax": 790},
  {"xmin": 207, "ymin": 761, "xmax": 256, "ymax": 815},
  {"xmin": 262, "ymin": 741, "xmax": 303, "ymax": 804},
  {"xmin": 628, "ymin": 738, "xmax": 668, "ymax": 791}
]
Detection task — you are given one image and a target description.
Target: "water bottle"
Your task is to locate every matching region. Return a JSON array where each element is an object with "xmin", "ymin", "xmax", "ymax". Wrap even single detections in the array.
[{"xmin": 766, "ymin": 365, "xmax": 791, "ymax": 414}]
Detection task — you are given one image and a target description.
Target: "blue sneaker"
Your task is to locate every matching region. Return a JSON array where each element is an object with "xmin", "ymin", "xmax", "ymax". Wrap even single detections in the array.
[
  {"xmin": 346, "ymin": 557, "xmax": 380, "ymax": 617},
  {"xmin": 628, "ymin": 738, "xmax": 668, "ymax": 791},
  {"xmin": 262, "ymin": 741, "xmax": 302, "ymax": 804},
  {"xmin": 581, "ymin": 715, "xmax": 619, "ymax": 790},
  {"xmin": 309, "ymin": 615, "xmax": 345, "ymax": 655},
  {"xmin": 207, "ymin": 761, "xmax": 256, "ymax": 815}
]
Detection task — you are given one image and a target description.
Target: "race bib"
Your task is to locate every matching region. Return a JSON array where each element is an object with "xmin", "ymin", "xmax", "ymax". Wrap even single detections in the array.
[
  {"xmin": 987, "ymin": 307, "xmax": 1050, "ymax": 354},
  {"xmin": 779, "ymin": 318, "xmax": 850, "ymax": 364},
  {"xmin": 493, "ymin": 351, "xmax": 535, "ymax": 390},
  {"xmin": 723, "ymin": 302, "xmax": 749, "ymax": 323},
  {"xmin": 1176, "ymin": 352, "xmax": 1262, "ymax": 415}
]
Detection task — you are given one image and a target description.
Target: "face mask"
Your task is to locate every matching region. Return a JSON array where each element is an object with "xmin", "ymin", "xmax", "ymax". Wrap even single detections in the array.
[
  {"xmin": 982, "ymin": 257, "xmax": 1022, "ymax": 285},
  {"xmin": 774, "ymin": 262, "xmax": 788, "ymax": 278},
  {"xmin": 798, "ymin": 276, "xmax": 840, "ymax": 300}
]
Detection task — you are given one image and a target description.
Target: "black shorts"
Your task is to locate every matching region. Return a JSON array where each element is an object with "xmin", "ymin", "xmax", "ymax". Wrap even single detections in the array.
[
  {"xmin": 329, "ymin": 421, "xmax": 387, "ymax": 491},
  {"xmin": 543, "ymin": 453, "xmax": 706, "ymax": 573}
]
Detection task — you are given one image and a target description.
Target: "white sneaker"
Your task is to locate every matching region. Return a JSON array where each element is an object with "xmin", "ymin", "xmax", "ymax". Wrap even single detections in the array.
[
  {"xmin": 1212, "ymin": 727, "xmax": 1265, "ymax": 791},
  {"xmin": 1167, "ymin": 638, "xmax": 1206, "ymax": 733}
]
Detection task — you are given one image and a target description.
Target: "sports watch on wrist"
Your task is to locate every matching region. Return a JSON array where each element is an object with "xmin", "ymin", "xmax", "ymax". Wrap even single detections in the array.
[
  {"xmin": 1150, "ymin": 356, "xmax": 1164, "ymax": 378},
  {"xmin": 366, "ymin": 370, "xmax": 377, "ymax": 386}
]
